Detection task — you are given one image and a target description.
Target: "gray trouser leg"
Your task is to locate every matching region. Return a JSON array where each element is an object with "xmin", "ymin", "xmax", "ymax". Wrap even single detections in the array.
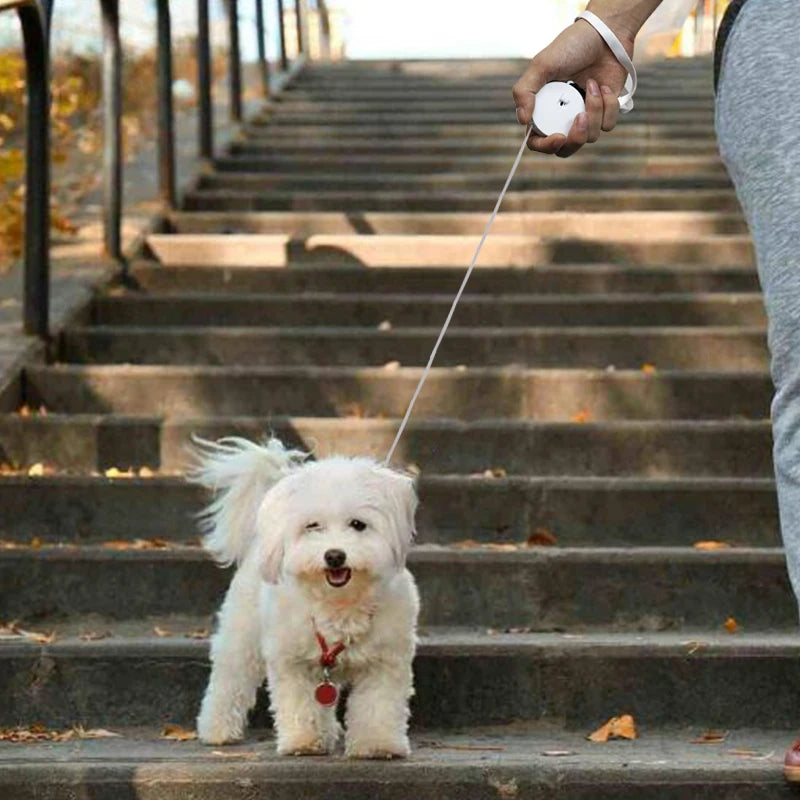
[{"xmin": 715, "ymin": 0, "xmax": 800, "ymax": 612}]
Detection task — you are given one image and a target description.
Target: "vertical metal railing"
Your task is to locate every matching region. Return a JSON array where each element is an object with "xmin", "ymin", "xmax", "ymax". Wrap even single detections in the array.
[{"xmin": 5, "ymin": 0, "xmax": 324, "ymax": 339}]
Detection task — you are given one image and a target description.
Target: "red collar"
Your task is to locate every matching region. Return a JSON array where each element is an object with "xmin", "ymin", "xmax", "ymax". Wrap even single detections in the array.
[{"xmin": 315, "ymin": 630, "xmax": 345, "ymax": 669}]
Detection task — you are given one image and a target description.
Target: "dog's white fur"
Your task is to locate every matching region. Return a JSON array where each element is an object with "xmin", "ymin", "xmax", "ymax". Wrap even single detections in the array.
[{"xmin": 190, "ymin": 436, "xmax": 419, "ymax": 758}]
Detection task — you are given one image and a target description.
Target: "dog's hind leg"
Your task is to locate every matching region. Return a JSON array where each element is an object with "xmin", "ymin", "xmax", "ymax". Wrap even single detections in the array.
[{"xmin": 197, "ymin": 557, "xmax": 265, "ymax": 744}]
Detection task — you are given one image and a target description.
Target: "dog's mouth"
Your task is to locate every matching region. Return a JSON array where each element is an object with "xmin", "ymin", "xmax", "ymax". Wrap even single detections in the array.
[{"xmin": 325, "ymin": 567, "xmax": 352, "ymax": 588}]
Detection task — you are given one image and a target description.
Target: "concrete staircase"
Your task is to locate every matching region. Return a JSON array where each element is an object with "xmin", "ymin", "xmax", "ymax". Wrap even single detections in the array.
[{"xmin": 1, "ymin": 57, "xmax": 796, "ymax": 797}]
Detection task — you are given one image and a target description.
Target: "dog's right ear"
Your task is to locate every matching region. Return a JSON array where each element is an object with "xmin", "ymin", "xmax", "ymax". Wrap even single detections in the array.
[{"xmin": 255, "ymin": 478, "xmax": 296, "ymax": 584}]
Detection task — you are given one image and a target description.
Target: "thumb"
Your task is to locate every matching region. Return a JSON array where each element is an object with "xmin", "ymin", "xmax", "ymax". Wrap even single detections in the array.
[{"xmin": 512, "ymin": 61, "xmax": 549, "ymax": 125}]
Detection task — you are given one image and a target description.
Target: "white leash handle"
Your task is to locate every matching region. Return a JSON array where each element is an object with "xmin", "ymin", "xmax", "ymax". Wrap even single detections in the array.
[{"xmin": 576, "ymin": 10, "xmax": 637, "ymax": 113}]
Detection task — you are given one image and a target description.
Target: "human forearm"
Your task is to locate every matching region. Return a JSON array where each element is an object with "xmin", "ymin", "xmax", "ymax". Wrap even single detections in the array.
[{"xmin": 584, "ymin": 0, "xmax": 666, "ymax": 48}]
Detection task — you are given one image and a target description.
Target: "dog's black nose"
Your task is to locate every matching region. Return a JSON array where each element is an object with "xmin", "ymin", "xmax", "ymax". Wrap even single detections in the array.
[{"xmin": 324, "ymin": 549, "xmax": 347, "ymax": 568}]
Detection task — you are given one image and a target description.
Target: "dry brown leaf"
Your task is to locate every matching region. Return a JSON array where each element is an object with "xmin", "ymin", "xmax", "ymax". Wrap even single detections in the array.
[
  {"xmin": 27, "ymin": 463, "xmax": 45, "ymax": 477},
  {"xmin": 102, "ymin": 538, "xmax": 170, "ymax": 551},
  {"xmin": 29, "ymin": 536, "xmax": 42, "ymax": 550},
  {"xmin": 160, "ymin": 724, "xmax": 197, "ymax": 741},
  {"xmin": 484, "ymin": 542, "xmax": 519, "ymax": 552},
  {"xmin": 483, "ymin": 467, "xmax": 507, "ymax": 479},
  {"xmin": 690, "ymin": 730, "xmax": 727, "ymax": 745},
  {"xmin": 18, "ymin": 405, "xmax": 30, "ymax": 417},
  {"xmin": 451, "ymin": 539, "xmax": 481, "ymax": 549},
  {"xmin": 74, "ymin": 726, "xmax": 121, "ymax": 739},
  {"xmin": 104, "ymin": 467, "xmax": 135, "ymax": 479},
  {"xmin": 641, "ymin": 363, "xmax": 657, "ymax": 374},
  {"xmin": 693, "ymin": 541, "xmax": 731, "ymax": 551},
  {"xmin": 377, "ymin": 320, "xmax": 392, "ymax": 331},
  {"xmin": 683, "ymin": 640, "xmax": 707, "ymax": 655},
  {"xmin": 571, "ymin": 410, "xmax": 591, "ymax": 424},
  {"xmin": 0, "ymin": 621, "xmax": 55, "ymax": 644},
  {"xmin": 526, "ymin": 528, "xmax": 558, "ymax": 547},
  {"xmin": 153, "ymin": 626, "xmax": 172, "ymax": 638},
  {"xmin": 723, "ymin": 617, "xmax": 739, "ymax": 634},
  {"xmin": 185, "ymin": 629, "xmax": 210, "ymax": 640},
  {"xmin": 587, "ymin": 714, "xmax": 637, "ymax": 743},
  {"xmin": 383, "ymin": 360, "xmax": 401, "ymax": 371},
  {"xmin": 138, "ymin": 466, "xmax": 155, "ymax": 478},
  {"xmin": 79, "ymin": 631, "xmax": 112, "ymax": 642}
]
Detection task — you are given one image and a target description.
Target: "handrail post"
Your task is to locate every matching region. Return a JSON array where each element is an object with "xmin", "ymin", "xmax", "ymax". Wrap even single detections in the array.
[
  {"xmin": 99, "ymin": 0, "xmax": 122, "ymax": 260},
  {"xmin": 156, "ymin": 0, "xmax": 176, "ymax": 208},
  {"xmin": 294, "ymin": 0, "xmax": 303, "ymax": 56},
  {"xmin": 276, "ymin": 0, "xmax": 288, "ymax": 70},
  {"xmin": 227, "ymin": 0, "xmax": 242, "ymax": 122},
  {"xmin": 255, "ymin": 0, "xmax": 270, "ymax": 99},
  {"xmin": 18, "ymin": 2, "xmax": 50, "ymax": 338},
  {"xmin": 197, "ymin": 0, "xmax": 213, "ymax": 159}
]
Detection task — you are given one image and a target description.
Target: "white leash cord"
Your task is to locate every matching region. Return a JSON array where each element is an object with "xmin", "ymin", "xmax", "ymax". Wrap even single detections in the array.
[{"xmin": 383, "ymin": 124, "xmax": 533, "ymax": 466}]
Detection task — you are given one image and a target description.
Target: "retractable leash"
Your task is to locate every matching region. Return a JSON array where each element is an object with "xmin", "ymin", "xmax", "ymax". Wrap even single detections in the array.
[{"xmin": 383, "ymin": 11, "xmax": 637, "ymax": 466}]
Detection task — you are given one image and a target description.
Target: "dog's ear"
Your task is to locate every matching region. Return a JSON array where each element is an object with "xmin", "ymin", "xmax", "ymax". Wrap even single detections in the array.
[
  {"xmin": 373, "ymin": 465, "xmax": 418, "ymax": 569},
  {"xmin": 255, "ymin": 479, "xmax": 294, "ymax": 584}
]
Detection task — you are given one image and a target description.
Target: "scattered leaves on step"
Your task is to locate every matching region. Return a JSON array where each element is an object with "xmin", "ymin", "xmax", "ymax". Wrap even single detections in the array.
[
  {"xmin": 185, "ymin": 628, "xmax": 210, "ymax": 640},
  {"xmin": 153, "ymin": 626, "xmax": 172, "ymax": 638},
  {"xmin": 377, "ymin": 320, "xmax": 392, "ymax": 331},
  {"xmin": 79, "ymin": 631, "xmax": 112, "ymax": 642},
  {"xmin": 640, "ymin": 363, "xmax": 657, "ymax": 374},
  {"xmin": 541, "ymin": 750, "xmax": 576, "ymax": 757},
  {"xmin": 526, "ymin": 528, "xmax": 558, "ymax": 547},
  {"xmin": 0, "ymin": 724, "xmax": 74, "ymax": 743},
  {"xmin": 487, "ymin": 776, "xmax": 518, "ymax": 798},
  {"xmin": 693, "ymin": 541, "xmax": 731, "ymax": 551},
  {"xmin": 104, "ymin": 467, "xmax": 135, "ymax": 479},
  {"xmin": 102, "ymin": 538, "xmax": 170, "ymax": 551},
  {"xmin": 0, "ymin": 621, "xmax": 55, "ymax": 644},
  {"xmin": 690, "ymin": 730, "xmax": 727, "ymax": 745},
  {"xmin": 160, "ymin": 724, "xmax": 197, "ymax": 741},
  {"xmin": 587, "ymin": 714, "xmax": 637, "ymax": 743},
  {"xmin": 570, "ymin": 410, "xmax": 591, "ymax": 424},
  {"xmin": 723, "ymin": 617, "xmax": 739, "ymax": 634}
]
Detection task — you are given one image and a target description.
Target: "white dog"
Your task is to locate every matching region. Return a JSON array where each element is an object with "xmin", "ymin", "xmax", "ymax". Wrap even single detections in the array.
[{"xmin": 190, "ymin": 436, "xmax": 419, "ymax": 759}]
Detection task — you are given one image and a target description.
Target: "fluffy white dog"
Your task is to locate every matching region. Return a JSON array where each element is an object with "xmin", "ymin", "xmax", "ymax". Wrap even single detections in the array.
[{"xmin": 190, "ymin": 436, "xmax": 419, "ymax": 759}]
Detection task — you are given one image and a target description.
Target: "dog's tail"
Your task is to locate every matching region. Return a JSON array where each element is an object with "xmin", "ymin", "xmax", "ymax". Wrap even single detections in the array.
[{"xmin": 188, "ymin": 436, "xmax": 307, "ymax": 566}]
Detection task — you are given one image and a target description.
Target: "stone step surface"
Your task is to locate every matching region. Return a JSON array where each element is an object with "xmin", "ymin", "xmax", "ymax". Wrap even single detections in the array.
[
  {"xmin": 0, "ymin": 544, "xmax": 793, "ymax": 631},
  {"xmin": 0, "ymin": 726, "xmax": 790, "ymax": 800},
  {"xmin": 0, "ymin": 476, "xmax": 778, "ymax": 546},
  {"xmin": 128, "ymin": 263, "xmax": 759, "ymax": 294},
  {"xmin": 2, "ymin": 628, "xmax": 800, "ymax": 730},
  {"xmin": 23, "ymin": 364, "xmax": 772, "ymax": 419},
  {"xmin": 60, "ymin": 325, "xmax": 767, "ymax": 369}
]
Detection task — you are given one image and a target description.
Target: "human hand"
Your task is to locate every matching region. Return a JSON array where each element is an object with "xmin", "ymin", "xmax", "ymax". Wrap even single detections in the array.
[{"xmin": 512, "ymin": 18, "xmax": 633, "ymax": 157}]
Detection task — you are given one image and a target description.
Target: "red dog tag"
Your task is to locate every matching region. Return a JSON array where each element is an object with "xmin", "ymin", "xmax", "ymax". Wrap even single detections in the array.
[{"xmin": 315, "ymin": 680, "xmax": 338, "ymax": 706}]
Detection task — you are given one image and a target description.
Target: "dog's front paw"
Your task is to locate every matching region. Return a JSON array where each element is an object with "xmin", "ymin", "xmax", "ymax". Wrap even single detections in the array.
[
  {"xmin": 345, "ymin": 736, "xmax": 410, "ymax": 760},
  {"xmin": 197, "ymin": 726, "xmax": 244, "ymax": 746}
]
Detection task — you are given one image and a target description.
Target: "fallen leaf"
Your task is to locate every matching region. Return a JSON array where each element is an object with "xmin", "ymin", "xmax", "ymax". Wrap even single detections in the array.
[
  {"xmin": 160, "ymin": 724, "xmax": 197, "ymax": 741},
  {"xmin": 0, "ymin": 621, "xmax": 55, "ymax": 644},
  {"xmin": 587, "ymin": 714, "xmax": 637, "ymax": 743},
  {"xmin": 185, "ymin": 629, "xmax": 210, "ymax": 640},
  {"xmin": 153, "ymin": 626, "xmax": 172, "ymax": 638},
  {"xmin": 693, "ymin": 541, "xmax": 731, "ymax": 551},
  {"xmin": 104, "ymin": 467, "xmax": 135, "ymax": 479},
  {"xmin": 79, "ymin": 631, "xmax": 112, "ymax": 642},
  {"xmin": 482, "ymin": 467, "xmax": 507, "ymax": 479},
  {"xmin": 138, "ymin": 466, "xmax": 155, "ymax": 478},
  {"xmin": 18, "ymin": 405, "xmax": 30, "ymax": 417},
  {"xmin": 383, "ymin": 360, "xmax": 401, "ymax": 371},
  {"xmin": 484, "ymin": 543, "xmax": 519, "ymax": 551},
  {"xmin": 27, "ymin": 463, "xmax": 45, "ymax": 477},
  {"xmin": 526, "ymin": 528, "xmax": 558, "ymax": 547},
  {"xmin": 641, "ymin": 363, "xmax": 657, "ymax": 374},
  {"xmin": 29, "ymin": 537, "xmax": 42, "ymax": 549},
  {"xmin": 452, "ymin": 539, "xmax": 482, "ymax": 549},
  {"xmin": 73, "ymin": 726, "xmax": 121, "ymax": 739},
  {"xmin": 571, "ymin": 410, "xmax": 591, "ymax": 424},
  {"xmin": 723, "ymin": 617, "xmax": 739, "ymax": 634},
  {"xmin": 727, "ymin": 748, "xmax": 775, "ymax": 760},
  {"xmin": 102, "ymin": 538, "xmax": 170, "ymax": 551},
  {"xmin": 377, "ymin": 320, "xmax": 392, "ymax": 331},
  {"xmin": 683, "ymin": 640, "xmax": 707, "ymax": 655},
  {"xmin": 690, "ymin": 730, "xmax": 727, "ymax": 745}
]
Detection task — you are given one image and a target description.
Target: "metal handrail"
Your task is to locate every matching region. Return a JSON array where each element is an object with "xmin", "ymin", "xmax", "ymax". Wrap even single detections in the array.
[{"xmin": 4, "ymin": 0, "xmax": 320, "ymax": 339}]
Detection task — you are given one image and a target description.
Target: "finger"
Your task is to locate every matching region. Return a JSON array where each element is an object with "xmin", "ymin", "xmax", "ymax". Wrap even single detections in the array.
[
  {"xmin": 584, "ymin": 79, "xmax": 603, "ymax": 143},
  {"xmin": 513, "ymin": 59, "xmax": 549, "ymax": 126},
  {"xmin": 554, "ymin": 111, "xmax": 589, "ymax": 158},
  {"xmin": 526, "ymin": 132, "xmax": 568, "ymax": 155},
  {"xmin": 601, "ymin": 85, "xmax": 619, "ymax": 132}
]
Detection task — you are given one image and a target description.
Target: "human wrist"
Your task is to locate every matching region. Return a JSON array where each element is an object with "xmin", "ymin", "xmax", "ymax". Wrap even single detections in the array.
[{"xmin": 584, "ymin": 1, "xmax": 661, "ymax": 51}]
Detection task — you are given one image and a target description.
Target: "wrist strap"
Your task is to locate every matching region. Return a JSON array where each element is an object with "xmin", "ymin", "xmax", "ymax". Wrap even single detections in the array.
[{"xmin": 575, "ymin": 10, "xmax": 637, "ymax": 113}]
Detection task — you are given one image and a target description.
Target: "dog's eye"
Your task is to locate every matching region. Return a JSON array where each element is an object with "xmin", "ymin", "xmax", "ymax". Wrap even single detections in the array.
[
  {"xmin": 305, "ymin": 521, "xmax": 321, "ymax": 531},
  {"xmin": 349, "ymin": 519, "xmax": 367, "ymax": 532}
]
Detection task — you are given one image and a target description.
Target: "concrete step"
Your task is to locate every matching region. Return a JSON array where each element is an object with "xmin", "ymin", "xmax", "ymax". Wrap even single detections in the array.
[
  {"xmin": 183, "ymin": 188, "xmax": 741, "ymax": 213},
  {"xmin": 2, "ymin": 628, "xmax": 799, "ymax": 730},
  {"xmin": 145, "ymin": 233, "xmax": 753, "ymax": 268},
  {"xmin": 0, "ymin": 475, "xmax": 777, "ymax": 546},
  {"xmin": 0, "ymin": 415, "xmax": 773, "ymax": 477},
  {"xmin": 214, "ymin": 153, "xmax": 726, "ymax": 177},
  {"xmin": 198, "ymin": 171, "xmax": 731, "ymax": 194},
  {"xmin": 0, "ymin": 726, "xmax": 790, "ymax": 800},
  {"xmin": 230, "ymin": 137, "xmax": 723, "ymax": 156},
  {"xmin": 0, "ymin": 544, "xmax": 793, "ymax": 631},
  {"xmin": 168, "ymin": 210, "xmax": 748, "ymax": 237},
  {"xmin": 91, "ymin": 292, "xmax": 766, "ymax": 328},
  {"xmin": 128, "ymin": 263, "xmax": 759, "ymax": 295},
  {"xmin": 23, "ymin": 365, "xmax": 772, "ymax": 420},
  {"xmin": 60, "ymin": 325, "xmax": 768, "ymax": 370}
]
